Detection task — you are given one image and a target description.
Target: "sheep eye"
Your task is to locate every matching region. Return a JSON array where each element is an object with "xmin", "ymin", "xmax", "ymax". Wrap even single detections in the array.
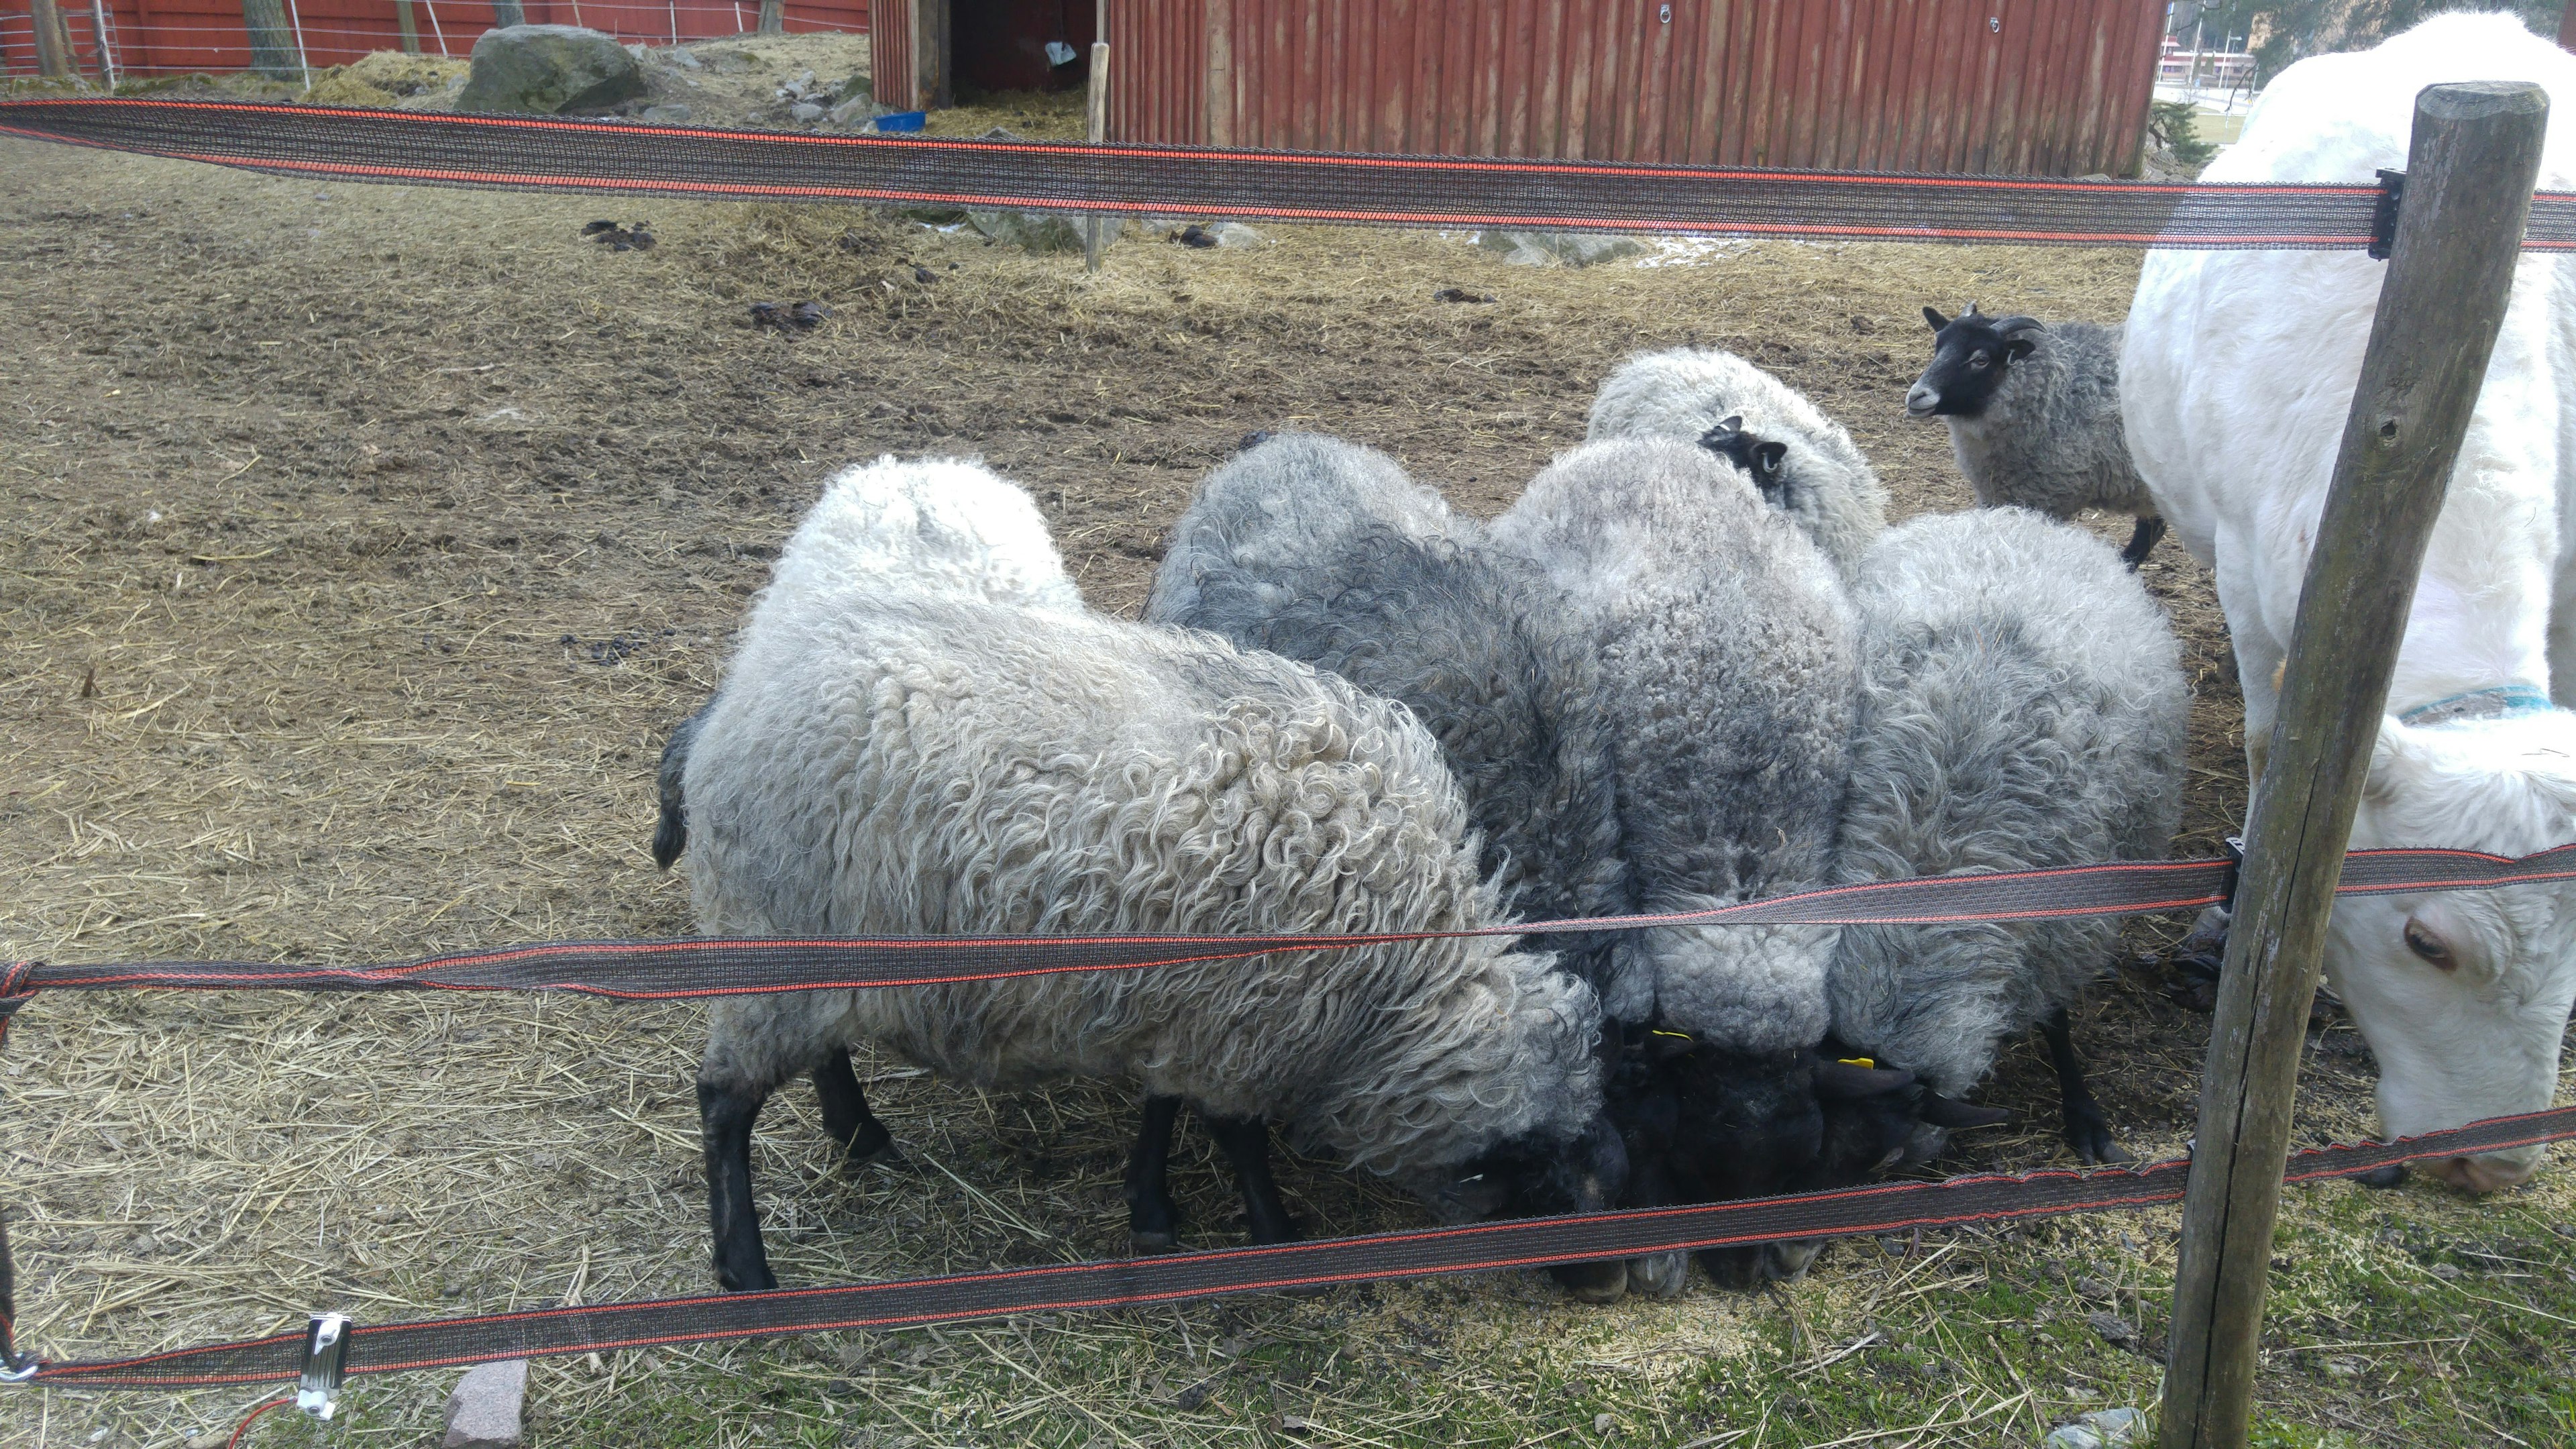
[
  {"xmin": 2402, "ymin": 919, "xmax": 2457, "ymax": 971},
  {"xmin": 1968, "ymin": 352, "xmax": 1990, "ymax": 369}
]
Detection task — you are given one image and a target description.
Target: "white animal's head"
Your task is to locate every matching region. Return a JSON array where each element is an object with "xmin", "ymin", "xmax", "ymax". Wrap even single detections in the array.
[
  {"xmin": 2329, "ymin": 712, "xmax": 2576, "ymax": 1191},
  {"xmin": 768, "ymin": 455, "xmax": 1083, "ymax": 615}
]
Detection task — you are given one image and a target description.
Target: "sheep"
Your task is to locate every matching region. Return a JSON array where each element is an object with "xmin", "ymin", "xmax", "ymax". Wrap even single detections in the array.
[
  {"xmin": 1585, "ymin": 346, "xmax": 1889, "ymax": 577},
  {"xmin": 1491, "ymin": 435, "xmax": 1925, "ymax": 1289},
  {"xmin": 664, "ymin": 454, "xmax": 1625, "ymax": 1295},
  {"xmin": 1824, "ymin": 507, "xmax": 2190, "ymax": 1165},
  {"xmin": 1906, "ymin": 304, "xmax": 2165, "ymax": 568},
  {"xmin": 1143, "ymin": 431, "xmax": 1635, "ymax": 1012},
  {"xmin": 2122, "ymin": 9, "xmax": 2576, "ymax": 1192}
]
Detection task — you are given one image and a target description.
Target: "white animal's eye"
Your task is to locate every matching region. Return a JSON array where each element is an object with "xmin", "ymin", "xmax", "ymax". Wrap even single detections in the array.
[{"xmin": 2402, "ymin": 918, "xmax": 2457, "ymax": 972}]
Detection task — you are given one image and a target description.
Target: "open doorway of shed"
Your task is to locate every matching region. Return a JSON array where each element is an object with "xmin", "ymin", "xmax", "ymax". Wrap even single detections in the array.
[{"xmin": 952, "ymin": 0, "xmax": 1093, "ymax": 97}]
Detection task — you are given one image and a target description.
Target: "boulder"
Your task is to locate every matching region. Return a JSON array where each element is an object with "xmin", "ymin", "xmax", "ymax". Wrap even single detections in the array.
[
  {"xmin": 455, "ymin": 25, "xmax": 647, "ymax": 115},
  {"xmin": 640, "ymin": 103, "xmax": 692, "ymax": 124},
  {"xmin": 1477, "ymin": 229, "xmax": 1646, "ymax": 268}
]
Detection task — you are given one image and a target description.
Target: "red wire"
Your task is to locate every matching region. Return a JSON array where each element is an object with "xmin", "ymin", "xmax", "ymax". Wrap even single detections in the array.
[{"xmin": 226, "ymin": 1395, "xmax": 293, "ymax": 1449}]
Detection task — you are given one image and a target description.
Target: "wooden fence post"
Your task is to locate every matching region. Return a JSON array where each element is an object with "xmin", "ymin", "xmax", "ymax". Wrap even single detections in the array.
[
  {"xmin": 30, "ymin": 0, "xmax": 74, "ymax": 78},
  {"xmin": 2155, "ymin": 80, "xmax": 2548, "ymax": 1449},
  {"xmin": 396, "ymin": 0, "xmax": 420, "ymax": 54},
  {"xmin": 239, "ymin": 0, "xmax": 303, "ymax": 80},
  {"xmin": 1084, "ymin": 39, "xmax": 1110, "ymax": 273}
]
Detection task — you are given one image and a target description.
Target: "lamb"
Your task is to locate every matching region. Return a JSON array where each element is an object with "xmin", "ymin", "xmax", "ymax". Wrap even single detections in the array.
[
  {"xmin": 1906, "ymin": 304, "xmax": 2165, "ymax": 568},
  {"xmin": 1491, "ymin": 435, "xmax": 1925, "ymax": 1287},
  {"xmin": 1825, "ymin": 507, "xmax": 2190, "ymax": 1165},
  {"xmin": 661, "ymin": 454, "xmax": 1625, "ymax": 1295},
  {"xmin": 1585, "ymin": 346, "xmax": 1889, "ymax": 577},
  {"xmin": 1143, "ymin": 431, "xmax": 1634, "ymax": 1010},
  {"xmin": 2121, "ymin": 9, "xmax": 2576, "ymax": 1192}
]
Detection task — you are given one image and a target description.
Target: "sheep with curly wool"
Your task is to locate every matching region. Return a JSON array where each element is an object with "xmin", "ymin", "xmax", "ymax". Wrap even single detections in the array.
[
  {"xmin": 1826, "ymin": 507, "xmax": 2189, "ymax": 1165},
  {"xmin": 1908, "ymin": 305, "xmax": 2165, "ymax": 568},
  {"xmin": 664, "ymin": 454, "xmax": 1623, "ymax": 1295},
  {"xmin": 1144, "ymin": 431, "xmax": 1634, "ymax": 1010},
  {"xmin": 1585, "ymin": 346, "xmax": 1888, "ymax": 577},
  {"xmin": 1490, "ymin": 436, "xmax": 1931, "ymax": 1290}
]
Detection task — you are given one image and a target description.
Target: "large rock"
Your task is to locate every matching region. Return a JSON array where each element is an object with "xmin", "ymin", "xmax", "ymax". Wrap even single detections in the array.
[
  {"xmin": 968, "ymin": 209, "xmax": 1101, "ymax": 254},
  {"xmin": 456, "ymin": 25, "xmax": 645, "ymax": 115}
]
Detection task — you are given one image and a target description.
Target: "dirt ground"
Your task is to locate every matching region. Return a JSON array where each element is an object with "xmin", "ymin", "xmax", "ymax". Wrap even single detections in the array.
[{"xmin": 2, "ymin": 91, "xmax": 2572, "ymax": 1449}]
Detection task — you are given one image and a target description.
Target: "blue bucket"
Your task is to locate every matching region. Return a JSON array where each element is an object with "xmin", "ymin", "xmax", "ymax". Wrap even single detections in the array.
[{"xmin": 873, "ymin": 111, "xmax": 927, "ymax": 133}]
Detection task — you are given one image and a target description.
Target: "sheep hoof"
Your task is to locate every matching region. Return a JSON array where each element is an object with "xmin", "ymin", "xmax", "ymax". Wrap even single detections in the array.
[
  {"xmin": 2353, "ymin": 1163, "xmax": 2409, "ymax": 1189},
  {"xmin": 1129, "ymin": 1229, "xmax": 1185, "ymax": 1254},
  {"xmin": 1625, "ymin": 1251, "xmax": 1689, "ymax": 1299},
  {"xmin": 1550, "ymin": 1259, "xmax": 1629, "ymax": 1304},
  {"xmin": 2065, "ymin": 1112, "xmax": 2133, "ymax": 1167}
]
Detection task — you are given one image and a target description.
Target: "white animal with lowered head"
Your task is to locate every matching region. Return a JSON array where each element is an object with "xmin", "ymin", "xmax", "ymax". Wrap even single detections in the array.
[{"xmin": 2121, "ymin": 9, "xmax": 2576, "ymax": 1191}]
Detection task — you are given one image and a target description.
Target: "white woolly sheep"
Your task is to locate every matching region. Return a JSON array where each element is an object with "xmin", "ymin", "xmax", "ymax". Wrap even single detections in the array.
[
  {"xmin": 1585, "ymin": 346, "xmax": 1890, "ymax": 577},
  {"xmin": 1825, "ymin": 507, "xmax": 2190, "ymax": 1165},
  {"xmin": 1906, "ymin": 305, "xmax": 2165, "ymax": 568},
  {"xmin": 663, "ymin": 455, "xmax": 1621, "ymax": 1293},
  {"xmin": 2123, "ymin": 9, "xmax": 2576, "ymax": 1192},
  {"xmin": 1491, "ymin": 436, "xmax": 1929, "ymax": 1289}
]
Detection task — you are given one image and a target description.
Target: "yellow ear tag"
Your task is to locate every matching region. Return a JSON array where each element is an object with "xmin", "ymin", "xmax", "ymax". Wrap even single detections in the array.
[
  {"xmin": 1837, "ymin": 1057, "xmax": 1877, "ymax": 1069},
  {"xmin": 1650, "ymin": 1029, "xmax": 1694, "ymax": 1042}
]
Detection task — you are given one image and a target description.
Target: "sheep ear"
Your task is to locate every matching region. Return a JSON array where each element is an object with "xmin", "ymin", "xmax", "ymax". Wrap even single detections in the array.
[
  {"xmin": 1923, "ymin": 305, "xmax": 1949, "ymax": 331},
  {"xmin": 1964, "ymin": 301, "xmax": 1982, "ymax": 317},
  {"xmin": 1753, "ymin": 441, "xmax": 1789, "ymax": 474},
  {"xmin": 2003, "ymin": 337, "xmax": 2038, "ymax": 363},
  {"xmin": 1919, "ymin": 1094, "xmax": 2013, "ymax": 1130},
  {"xmin": 1814, "ymin": 1061, "xmax": 1917, "ymax": 1099},
  {"xmin": 1709, "ymin": 414, "xmax": 1743, "ymax": 439}
]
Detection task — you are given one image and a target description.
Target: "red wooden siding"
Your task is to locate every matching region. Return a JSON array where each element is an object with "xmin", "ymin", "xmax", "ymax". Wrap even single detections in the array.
[
  {"xmin": 4, "ymin": 0, "xmax": 865, "ymax": 76},
  {"xmin": 1102, "ymin": 0, "xmax": 2167, "ymax": 176}
]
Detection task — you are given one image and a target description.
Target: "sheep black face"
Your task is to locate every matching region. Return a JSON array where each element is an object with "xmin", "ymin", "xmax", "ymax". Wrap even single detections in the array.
[
  {"xmin": 1698, "ymin": 415, "xmax": 1794, "ymax": 508},
  {"xmin": 1907, "ymin": 304, "xmax": 2043, "ymax": 421},
  {"xmin": 1450, "ymin": 1109, "xmax": 1635, "ymax": 1301},
  {"xmin": 1612, "ymin": 1032, "xmax": 1925, "ymax": 1291}
]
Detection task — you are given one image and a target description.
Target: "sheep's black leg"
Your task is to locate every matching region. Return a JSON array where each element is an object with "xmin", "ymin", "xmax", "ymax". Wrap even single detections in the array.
[
  {"xmin": 698, "ymin": 1077, "xmax": 777, "ymax": 1291},
  {"xmin": 2042, "ymin": 1006, "xmax": 2132, "ymax": 1165},
  {"xmin": 811, "ymin": 1047, "xmax": 894, "ymax": 1163},
  {"xmin": 1124, "ymin": 1094, "xmax": 1187, "ymax": 1252},
  {"xmin": 2119, "ymin": 515, "xmax": 2167, "ymax": 570},
  {"xmin": 1206, "ymin": 1114, "xmax": 1299, "ymax": 1244}
]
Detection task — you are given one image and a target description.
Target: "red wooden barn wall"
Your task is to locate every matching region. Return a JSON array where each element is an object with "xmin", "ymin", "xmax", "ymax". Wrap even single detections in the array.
[
  {"xmin": 1095, "ymin": 0, "xmax": 2167, "ymax": 176},
  {"xmin": 3, "ymin": 0, "xmax": 866, "ymax": 76}
]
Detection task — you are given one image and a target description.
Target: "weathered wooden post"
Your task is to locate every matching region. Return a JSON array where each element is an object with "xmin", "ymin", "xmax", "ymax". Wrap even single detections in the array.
[
  {"xmin": 396, "ymin": 0, "xmax": 420, "ymax": 54},
  {"xmin": 1084, "ymin": 38, "xmax": 1111, "ymax": 274},
  {"xmin": 2156, "ymin": 80, "xmax": 2548, "ymax": 1449},
  {"xmin": 29, "ymin": 0, "xmax": 75, "ymax": 79}
]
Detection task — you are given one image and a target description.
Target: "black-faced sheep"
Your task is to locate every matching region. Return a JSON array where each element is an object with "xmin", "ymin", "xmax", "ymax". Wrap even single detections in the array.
[
  {"xmin": 661, "ymin": 455, "xmax": 1623, "ymax": 1295},
  {"xmin": 1908, "ymin": 304, "xmax": 2165, "ymax": 568},
  {"xmin": 1585, "ymin": 347, "xmax": 1888, "ymax": 578},
  {"xmin": 1826, "ymin": 507, "xmax": 2188, "ymax": 1163}
]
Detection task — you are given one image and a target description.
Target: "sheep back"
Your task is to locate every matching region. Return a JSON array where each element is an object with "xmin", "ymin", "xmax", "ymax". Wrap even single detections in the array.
[
  {"xmin": 1146, "ymin": 434, "xmax": 1635, "ymax": 1009},
  {"xmin": 1585, "ymin": 346, "xmax": 1888, "ymax": 577},
  {"xmin": 1827, "ymin": 507, "xmax": 2188, "ymax": 1095},
  {"xmin": 1491, "ymin": 437, "xmax": 1858, "ymax": 1051}
]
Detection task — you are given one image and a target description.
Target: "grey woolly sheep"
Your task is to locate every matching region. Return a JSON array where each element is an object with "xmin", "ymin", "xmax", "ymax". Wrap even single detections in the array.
[
  {"xmin": 669, "ymin": 454, "xmax": 1623, "ymax": 1295},
  {"xmin": 1492, "ymin": 437, "xmax": 1930, "ymax": 1291},
  {"xmin": 1143, "ymin": 431, "xmax": 1634, "ymax": 1012},
  {"xmin": 1585, "ymin": 346, "xmax": 1889, "ymax": 577},
  {"xmin": 1907, "ymin": 304, "xmax": 2165, "ymax": 568},
  {"xmin": 1827, "ymin": 506, "xmax": 2189, "ymax": 1164}
]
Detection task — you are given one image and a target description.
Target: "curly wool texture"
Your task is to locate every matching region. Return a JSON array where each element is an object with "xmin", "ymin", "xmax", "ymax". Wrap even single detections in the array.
[
  {"xmin": 1144, "ymin": 433, "xmax": 1639, "ymax": 1014},
  {"xmin": 1941, "ymin": 322, "xmax": 2153, "ymax": 522},
  {"xmin": 1490, "ymin": 437, "xmax": 1858, "ymax": 1051},
  {"xmin": 1585, "ymin": 347, "xmax": 1889, "ymax": 578},
  {"xmin": 1828, "ymin": 508, "xmax": 2188, "ymax": 1095},
  {"xmin": 684, "ymin": 456, "xmax": 1604, "ymax": 1189}
]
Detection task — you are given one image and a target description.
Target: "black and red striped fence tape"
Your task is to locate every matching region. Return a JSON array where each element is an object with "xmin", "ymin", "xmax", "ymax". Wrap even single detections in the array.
[
  {"xmin": 9, "ymin": 97, "xmax": 2576, "ymax": 250},
  {"xmin": 6, "ymin": 841, "xmax": 2576, "ymax": 1395}
]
